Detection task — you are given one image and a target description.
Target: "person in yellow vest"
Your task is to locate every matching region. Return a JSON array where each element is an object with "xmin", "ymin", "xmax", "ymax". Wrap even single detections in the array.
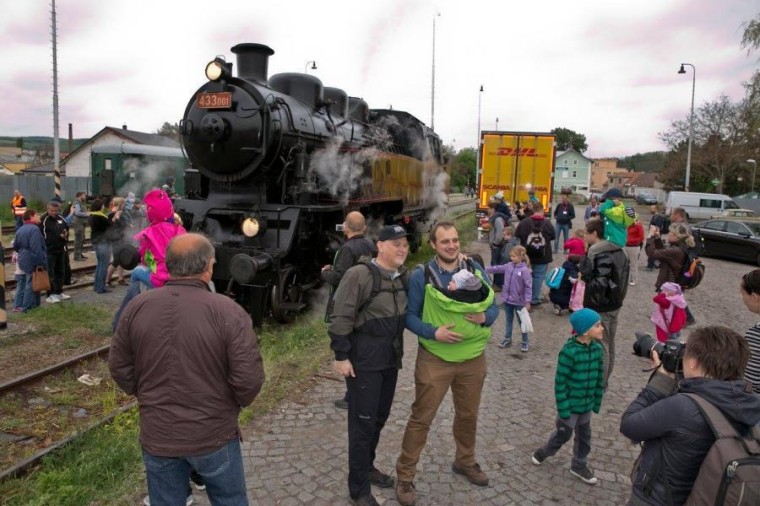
[
  {"xmin": 11, "ymin": 190, "xmax": 27, "ymax": 231},
  {"xmin": 395, "ymin": 221, "xmax": 500, "ymax": 506}
]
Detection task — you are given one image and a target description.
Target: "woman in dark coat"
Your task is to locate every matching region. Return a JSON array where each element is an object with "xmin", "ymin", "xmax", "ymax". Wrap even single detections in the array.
[{"xmin": 643, "ymin": 223, "xmax": 693, "ymax": 291}]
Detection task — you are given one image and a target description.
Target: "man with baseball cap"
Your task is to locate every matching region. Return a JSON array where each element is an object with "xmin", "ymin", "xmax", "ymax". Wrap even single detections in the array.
[{"xmin": 328, "ymin": 224, "xmax": 411, "ymax": 506}]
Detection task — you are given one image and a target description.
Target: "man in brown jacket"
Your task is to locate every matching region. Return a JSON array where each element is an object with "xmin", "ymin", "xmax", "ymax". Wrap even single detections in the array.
[{"xmin": 109, "ymin": 233, "xmax": 265, "ymax": 506}]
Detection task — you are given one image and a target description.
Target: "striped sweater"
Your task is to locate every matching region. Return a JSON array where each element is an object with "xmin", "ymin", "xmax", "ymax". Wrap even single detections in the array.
[
  {"xmin": 555, "ymin": 336, "xmax": 605, "ymax": 419},
  {"xmin": 745, "ymin": 322, "xmax": 760, "ymax": 392}
]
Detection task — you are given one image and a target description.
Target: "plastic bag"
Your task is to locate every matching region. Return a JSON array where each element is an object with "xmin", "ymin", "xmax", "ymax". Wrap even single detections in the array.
[{"xmin": 569, "ymin": 280, "xmax": 585, "ymax": 312}]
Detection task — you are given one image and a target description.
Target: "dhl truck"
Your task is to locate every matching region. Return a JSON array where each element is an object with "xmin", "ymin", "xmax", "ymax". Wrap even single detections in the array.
[{"xmin": 477, "ymin": 131, "xmax": 556, "ymax": 218}]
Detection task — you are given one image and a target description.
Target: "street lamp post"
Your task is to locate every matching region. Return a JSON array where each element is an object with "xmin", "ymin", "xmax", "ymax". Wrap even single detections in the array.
[
  {"xmin": 678, "ymin": 63, "xmax": 695, "ymax": 192},
  {"xmin": 477, "ymin": 85, "xmax": 484, "ymax": 199},
  {"xmin": 431, "ymin": 13, "xmax": 440, "ymax": 130},
  {"xmin": 304, "ymin": 60, "xmax": 317, "ymax": 73},
  {"xmin": 748, "ymin": 159, "xmax": 757, "ymax": 193}
]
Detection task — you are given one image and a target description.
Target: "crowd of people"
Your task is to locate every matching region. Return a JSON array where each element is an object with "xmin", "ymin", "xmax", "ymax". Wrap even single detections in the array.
[{"xmin": 12, "ymin": 184, "xmax": 760, "ymax": 506}]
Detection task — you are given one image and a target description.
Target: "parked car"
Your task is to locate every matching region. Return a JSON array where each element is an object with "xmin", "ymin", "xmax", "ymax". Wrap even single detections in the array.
[
  {"xmin": 692, "ymin": 218, "xmax": 760, "ymax": 266},
  {"xmin": 665, "ymin": 191, "xmax": 740, "ymax": 220},
  {"xmin": 710, "ymin": 208, "xmax": 756, "ymax": 218},
  {"xmin": 635, "ymin": 193, "xmax": 658, "ymax": 205}
]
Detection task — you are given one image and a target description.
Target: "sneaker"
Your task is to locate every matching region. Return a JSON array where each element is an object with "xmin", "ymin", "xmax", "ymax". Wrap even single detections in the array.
[
  {"xmin": 553, "ymin": 304, "xmax": 562, "ymax": 315},
  {"xmin": 570, "ymin": 466, "xmax": 598, "ymax": 485},
  {"xmin": 498, "ymin": 338, "xmax": 512, "ymax": 349},
  {"xmin": 334, "ymin": 398, "xmax": 348, "ymax": 410},
  {"xmin": 396, "ymin": 480, "xmax": 416, "ymax": 506},
  {"xmin": 190, "ymin": 479, "xmax": 206, "ymax": 491},
  {"xmin": 143, "ymin": 494, "xmax": 194, "ymax": 506},
  {"xmin": 451, "ymin": 462, "xmax": 489, "ymax": 486},
  {"xmin": 45, "ymin": 295, "xmax": 61, "ymax": 304},
  {"xmin": 352, "ymin": 495, "xmax": 380, "ymax": 506},
  {"xmin": 368, "ymin": 467, "xmax": 394, "ymax": 488},
  {"xmin": 13, "ymin": 307, "xmax": 23, "ymax": 313},
  {"xmin": 531, "ymin": 449, "xmax": 547, "ymax": 465},
  {"xmin": 629, "ymin": 282, "xmax": 637, "ymax": 286},
  {"xmin": 58, "ymin": 293, "xmax": 71, "ymax": 300},
  {"xmin": 521, "ymin": 343, "xmax": 529, "ymax": 353}
]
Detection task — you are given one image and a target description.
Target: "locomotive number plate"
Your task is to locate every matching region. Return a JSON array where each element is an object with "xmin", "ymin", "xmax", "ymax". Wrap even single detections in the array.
[{"xmin": 197, "ymin": 92, "xmax": 232, "ymax": 109}]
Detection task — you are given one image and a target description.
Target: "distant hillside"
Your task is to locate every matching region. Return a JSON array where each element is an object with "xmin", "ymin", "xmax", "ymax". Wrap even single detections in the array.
[
  {"xmin": 0, "ymin": 136, "xmax": 89, "ymax": 152},
  {"xmin": 616, "ymin": 151, "xmax": 666, "ymax": 172}
]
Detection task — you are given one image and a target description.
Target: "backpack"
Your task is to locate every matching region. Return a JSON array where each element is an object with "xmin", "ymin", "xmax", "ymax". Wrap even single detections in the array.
[
  {"xmin": 357, "ymin": 261, "xmax": 409, "ymax": 313},
  {"xmin": 525, "ymin": 221, "xmax": 547, "ymax": 257},
  {"xmin": 682, "ymin": 393, "xmax": 760, "ymax": 506},
  {"xmin": 676, "ymin": 246, "xmax": 705, "ymax": 290},
  {"xmin": 545, "ymin": 266, "xmax": 565, "ymax": 290}
]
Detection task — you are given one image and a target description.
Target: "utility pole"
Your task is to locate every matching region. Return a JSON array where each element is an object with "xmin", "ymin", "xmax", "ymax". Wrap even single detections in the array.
[{"xmin": 51, "ymin": 0, "xmax": 61, "ymax": 199}]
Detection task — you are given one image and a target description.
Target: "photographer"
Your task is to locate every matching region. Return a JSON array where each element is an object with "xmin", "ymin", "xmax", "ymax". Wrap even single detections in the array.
[{"xmin": 620, "ymin": 326, "xmax": 760, "ymax": 506}]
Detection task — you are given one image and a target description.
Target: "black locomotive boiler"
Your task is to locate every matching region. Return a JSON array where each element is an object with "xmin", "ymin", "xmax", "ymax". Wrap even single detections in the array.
[{"xmin": 176, "ymin": 43, "xmax": 447, "ymax": 324}]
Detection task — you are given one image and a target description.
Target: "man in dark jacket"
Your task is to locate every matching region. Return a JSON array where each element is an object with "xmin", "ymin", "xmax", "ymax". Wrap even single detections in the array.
[
  {"xmin": 109, "ymin": 234, "xmax": 265, "ymax": 506},
  {"xmin": 323, "ymin": 211, "xmax": 377, "ymax": 409},
  {"xmin": 516, "ymin": 201, "xmax": 556, "ymax": 305},
  {"xmin": 39, "ymin": 200, "xmax": 71, "ymax": 303},
  {"xmin": 553, "ymin": 193, "xmax": 576, "ymax": 253},
  {"xmin": 328, "ymin": 225, "xmax": 410, "ymax": 506},
  {"xmin": 580, "ymin": 219, "xmax": 629, "ymax": 390},
  {"xmin": 621, "ymin": 326, "xmax": 760, "ymax": 506},
  {"xmin": 486, "ymin": 201, "xmax": 509, "ymax": 291}
]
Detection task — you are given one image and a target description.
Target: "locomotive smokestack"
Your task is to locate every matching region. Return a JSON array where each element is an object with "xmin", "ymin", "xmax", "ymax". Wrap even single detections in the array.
[{"xmin": 231, "ymin": 43, "xmax": 274, "ymax": 84}]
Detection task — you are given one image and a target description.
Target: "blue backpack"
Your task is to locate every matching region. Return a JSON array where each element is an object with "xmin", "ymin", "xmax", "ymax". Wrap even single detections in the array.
[{"xmin": 545, "ymin": 266, "xmax": 565, "ymax": 290}]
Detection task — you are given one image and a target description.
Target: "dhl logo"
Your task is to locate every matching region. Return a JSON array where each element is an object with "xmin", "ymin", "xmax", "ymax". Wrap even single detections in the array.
[{"xmin": 492, "ymin": 148, "xmax": 548, "ymax": 157}]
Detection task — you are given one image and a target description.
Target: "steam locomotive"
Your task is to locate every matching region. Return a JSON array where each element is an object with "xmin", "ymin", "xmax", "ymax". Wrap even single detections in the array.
[{"xmin": 176, "ymin": 43, "xmax": 447, "ymax": 324}]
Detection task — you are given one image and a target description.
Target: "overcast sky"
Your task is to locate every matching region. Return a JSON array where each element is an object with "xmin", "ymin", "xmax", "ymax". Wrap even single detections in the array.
[{"xmin": 1, "ymin": 0, "xmax": 757, "ymax": 159}]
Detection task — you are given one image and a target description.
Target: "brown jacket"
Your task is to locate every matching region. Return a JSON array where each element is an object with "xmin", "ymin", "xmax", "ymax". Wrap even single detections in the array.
[
  {"xmin": 109, "ymin": 279, "xmax": 265, "ymax": 456},
  {"xmin": 645, "ymin": 237, "xmax": 686, "ymax": 291}
]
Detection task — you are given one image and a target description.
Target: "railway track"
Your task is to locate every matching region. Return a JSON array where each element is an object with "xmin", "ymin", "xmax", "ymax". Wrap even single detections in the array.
[
  {"xmin": 5, "ymin": 264, "xmax": 96, "ymax": 293},
  {"xmin": 3, "ymin": 240, "xmax": 93, "ymax": 262},
  {"xmin": 0, "ymin": 344, "xmax": 138, "ymax": 482}
]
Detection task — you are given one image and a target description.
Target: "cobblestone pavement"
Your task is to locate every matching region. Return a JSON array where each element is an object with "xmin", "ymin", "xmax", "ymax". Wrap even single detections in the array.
[{"xmin": 185, "ymin": 218, "xmax": 757, "ymax": 506}]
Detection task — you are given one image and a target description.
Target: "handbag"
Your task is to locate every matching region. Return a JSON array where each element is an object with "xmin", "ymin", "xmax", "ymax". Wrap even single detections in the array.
[
  {"xmin": 569, "ymin": 279, "xmax": 586, "ymax": 312},
  {"xmin": 32, "ymin": 266, "xmax": 51, "ymax": 292},
  {"xmin": 545, "ymin": 266, "xmax": 565, "ymax": 289}
]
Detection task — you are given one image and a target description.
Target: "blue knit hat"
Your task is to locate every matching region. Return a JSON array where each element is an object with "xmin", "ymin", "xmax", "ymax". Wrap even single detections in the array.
[{"xmin": 570, "ymin": 308, "xmax": 601, "ymax": 336}]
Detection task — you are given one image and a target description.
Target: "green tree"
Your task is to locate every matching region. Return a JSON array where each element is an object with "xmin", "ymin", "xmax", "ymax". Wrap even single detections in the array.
[
  {"xmin": 156, "ymin": 122, "xmax": 180, "ymax": 142},
  {"xmin": 15, "ymin": 137, "xmax": 23, "ymax": 148},
  {"xmin": 551, "ymin": 127, "xmax": 588, "ymax": 153},
  {"xmin": 447, "ymin": 147, "xmax": 477, "ymax": 192}
]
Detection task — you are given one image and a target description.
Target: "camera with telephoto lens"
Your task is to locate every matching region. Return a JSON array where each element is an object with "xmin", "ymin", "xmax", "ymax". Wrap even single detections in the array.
[{"xmin": 632, "ymin": 332, "xmax": 686, "ymax": 374}]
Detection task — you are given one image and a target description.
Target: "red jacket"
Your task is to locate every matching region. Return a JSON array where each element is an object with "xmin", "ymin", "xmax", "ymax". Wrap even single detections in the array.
[{"xmin": 626, "ymin": 222, "xmax": 645, "ymax": 247}]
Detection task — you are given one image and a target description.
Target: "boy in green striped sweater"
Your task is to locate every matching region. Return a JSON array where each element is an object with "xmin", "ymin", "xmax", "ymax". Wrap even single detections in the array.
[{"xmin": 531, "ymin": 308, "xmax": 605, "ymax": 485}]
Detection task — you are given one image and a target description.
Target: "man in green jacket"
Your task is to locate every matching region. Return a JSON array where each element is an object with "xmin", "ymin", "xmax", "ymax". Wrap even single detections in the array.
[
  {"xmin": 531, "ymin": 308, "xmax": 605, "ymax": 486},
  {"xmin": 599, "ymin": 188, "xmax": 635, "ymax": 247}
]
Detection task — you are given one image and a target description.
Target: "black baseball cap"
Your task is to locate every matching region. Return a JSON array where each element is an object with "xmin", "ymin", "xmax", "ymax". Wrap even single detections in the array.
[{"xmin": 377, "ymin": 225, "xmax": 411, "ymax": 242}]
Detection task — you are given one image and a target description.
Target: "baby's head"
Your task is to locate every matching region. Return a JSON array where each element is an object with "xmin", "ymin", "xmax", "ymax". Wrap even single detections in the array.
[
  {"xmin": 449, "ymin": 269, "xmax": 482, "ymax": 291},
  {"xmin": 661, "ymin": 282, "xmax": 682, "ymax": 297}
]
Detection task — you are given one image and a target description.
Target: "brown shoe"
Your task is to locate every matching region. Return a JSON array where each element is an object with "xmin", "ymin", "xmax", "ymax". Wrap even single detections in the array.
[
  {"xmin": 395, "ymin": 480, "xmax": 416, "ymax": 506},
  {"xmin": 451, "ymin": 462, "xmax": 489, "ymax": 486}
]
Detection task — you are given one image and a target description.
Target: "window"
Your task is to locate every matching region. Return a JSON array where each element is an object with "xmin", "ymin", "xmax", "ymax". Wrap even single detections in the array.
[
  {"xmin": 726, "ymin": 221, "xmax": 750, "ymax": 235},
  {"xmin": 573, "ymin": 160, "xmax": 578, "ymax": 165},
  {"xmin": 572, "ymin": 171, "xmax": 577, "ymax": 178},
  {"xmin": 703, "ymin": 221, "xmax": 725, "ymax": 231},
  {"xmin": 562, "ymin": 171, "xmax": 569, "ymax": 179},
  {"xmin": 699, "ymin": 199, "xmax": 722, "ymax": 209}
]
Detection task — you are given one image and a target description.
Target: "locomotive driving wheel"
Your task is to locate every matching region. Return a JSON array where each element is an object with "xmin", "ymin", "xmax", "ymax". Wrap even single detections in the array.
[{"xmin": 271, "ymin": 267, "xmax": 306, "ymax": 323}]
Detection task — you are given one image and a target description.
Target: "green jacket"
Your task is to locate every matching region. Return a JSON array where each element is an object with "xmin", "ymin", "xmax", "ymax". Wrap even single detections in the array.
[
  {"xmin": 420, "ymin": 269, "xmax": 494, "ymax": 362},
  {"xmin": 555, "ymin": 336, "xmax": 605, "ymax": 419},
  {"xmin": 600, "ymin": 199, "xmax": 634, "ymax": 247}
]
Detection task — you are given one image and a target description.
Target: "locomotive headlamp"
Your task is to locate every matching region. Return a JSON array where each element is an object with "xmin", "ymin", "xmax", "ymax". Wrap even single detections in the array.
[
  {"xmin": 205, "ymin": 58, "xmax": 229, "ymax": 82},
  {"xmin": 242, "ymin": 217, "xmax": 260, "ymax": 237}
]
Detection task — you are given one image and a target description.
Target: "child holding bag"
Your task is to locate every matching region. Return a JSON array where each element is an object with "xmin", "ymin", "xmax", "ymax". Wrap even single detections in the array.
[{"xmin": 486, "ymin": 245, "xmax": 533, "ymax": 352}]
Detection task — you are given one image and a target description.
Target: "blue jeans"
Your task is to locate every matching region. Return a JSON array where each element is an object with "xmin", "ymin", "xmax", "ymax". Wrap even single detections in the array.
[
  {"xmin": 22, "ymin": 273, "xmax": 40, "ymax": 311},
  {"xmin": 504, "ymin": 303, "xmax": 528, "ymax": 345},
  {"xmin": 14, "ymin": 273, "xmax": 26, "ymax": 308},
  {"xmin": 94, "ymin": 242, "xmax": 111, "ymax": 293},
  {"xmin": 143, "ymin": 438, "xmax": 248, "ymax": 506},
  {"xmin": 531, "ymin": 263, "xmax": 548, "ymax": 303},
  {"xmin": 554, "ymin": 223, "xmax": 570, "ymax": 253},
  {"xmin": 113, "ymin": 266, "xmax": 154, "ymax": 331}
]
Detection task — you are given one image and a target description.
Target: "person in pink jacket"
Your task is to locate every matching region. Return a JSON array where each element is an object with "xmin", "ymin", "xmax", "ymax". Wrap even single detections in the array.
[{"xmin": 112, "ymin": 189, "xmax": 186, "ymax": 331}]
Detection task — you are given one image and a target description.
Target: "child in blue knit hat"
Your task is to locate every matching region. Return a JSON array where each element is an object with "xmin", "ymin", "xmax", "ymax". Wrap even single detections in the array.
[{"xmin": 531, "ymin": 308, "xmax": 605, "ymax": 485}]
